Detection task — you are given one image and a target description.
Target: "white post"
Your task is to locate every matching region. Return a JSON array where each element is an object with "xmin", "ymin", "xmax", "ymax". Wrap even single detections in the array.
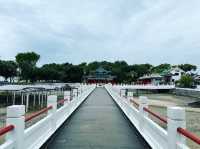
[
  {"xmin": 6, "ymin": 105, "xmax": 25, "ymax": 149},
  {"xmin": 13, "ymin": 92, "xmax": 16, "ymax": 105},
  {"xmin": 139, "ymin": 96, "xmax": 148, "ymax": 130},
  {"xmin": 139, "ymin": 96, "xmax": 148, "ymax": 117},
  {"xmin": 64, "ymin": 91, "xmax": 69, "ymax": 104},
  {"xmin": 47, "ymin": 95, "xmax": 57, "ymax": 132},
  {"xmin": 21, "ymin": 93, "xmax": 23, "ymax": 105},
  {"xmin": 38, "ymin": 93, "xmax": 41, "ymax": 107},
  {"xmin": 167, "ymin": 107, "xmax": 186, "ymax": 149},
  {"xmin": 70, "ymin": 89, "xmax": 73, "ymax": 101},
  {"xmin": 26, "ymin": 94, "xmax": 29, "ymax": 112},
  {"xmin": 41, "ymin": 92, "xmax": 44, "ymax": 107},
  {"xmin": 33, "ymin": 93, "xmax": 36, "ymax": 107},
  {"xmin": 45, "ymin": 93, "xmax": 48, "ymax": 105}
]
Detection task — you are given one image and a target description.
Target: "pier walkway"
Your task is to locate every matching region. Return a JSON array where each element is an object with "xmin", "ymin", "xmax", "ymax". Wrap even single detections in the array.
[{"xmin": 43, "ymin": 87, "xmax": 150, "ymax": 149}]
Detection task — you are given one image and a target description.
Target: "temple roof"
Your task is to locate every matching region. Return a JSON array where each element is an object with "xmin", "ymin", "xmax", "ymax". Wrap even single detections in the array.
[{"xmin": 95, "ymin": 67, "xmax": 110, "ymax": 74}]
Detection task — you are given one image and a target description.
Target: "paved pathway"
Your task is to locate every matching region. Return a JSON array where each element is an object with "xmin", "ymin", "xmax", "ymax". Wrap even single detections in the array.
[{"xmin": 43, "ymin": 87, "xmax": 150, "ymax": 149}]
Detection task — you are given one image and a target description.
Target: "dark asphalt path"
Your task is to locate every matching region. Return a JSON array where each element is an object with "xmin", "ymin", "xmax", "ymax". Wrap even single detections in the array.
[{"xmin": 43, "ymin": 87, "xmax": 150, "ymax": 149}]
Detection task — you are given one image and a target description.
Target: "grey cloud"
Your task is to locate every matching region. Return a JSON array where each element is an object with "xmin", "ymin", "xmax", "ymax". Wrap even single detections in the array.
[{"xmin": 0, "ymin": 0, "xmax": 199, "ymax": 70}]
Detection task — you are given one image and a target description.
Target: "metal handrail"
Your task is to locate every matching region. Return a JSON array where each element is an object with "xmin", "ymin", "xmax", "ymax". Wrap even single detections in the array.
[
  {"xmin": 25, "ymin": 106, "xmax": 53, "ymax": 122},
  {"xmin": 143, "ymin": 107, "xmax": 168, "ymax": 124},
  {"xmin": 177, "ymin": 127, "xmax": 200, "ymax": 145},
  {"xmin": 0, "ymin": 125, "xmax": 15, "ymax": 136}
]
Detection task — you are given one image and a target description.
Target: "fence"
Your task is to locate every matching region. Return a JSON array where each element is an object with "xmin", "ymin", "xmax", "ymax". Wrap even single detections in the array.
[
  {"xmin": 105, "ymin": 85, "xmax": 200, "ymax": 149},
  {"xmin": 0, "ymin": 85, "xmax": 95, "ymax": 149}
]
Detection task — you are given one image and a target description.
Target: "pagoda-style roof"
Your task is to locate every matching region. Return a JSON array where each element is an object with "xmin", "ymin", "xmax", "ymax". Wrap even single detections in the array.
[
  {"xmin": 95, "ymin": 67, "xmax": 110, "ymax": 74},
  {"xmin": 84, "ymin": 66, "xmax": 116, "ymax": 82},
  {"xmin": 160, "ymin": 69, "xmax": 172, "ymax": 77}
]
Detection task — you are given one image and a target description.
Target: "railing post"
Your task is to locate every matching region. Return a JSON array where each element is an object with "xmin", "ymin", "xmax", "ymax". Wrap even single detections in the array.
[
  {"xmin": 139, "ymin": 96, "xmax": 148, "ymax": 130},
  {"xmin": 139, "ymin": 96, "xmax": 148, "ymax": 117},
  {"xmin": 48, "ymin": 95, "xmax": 57, "ymax": 132},
  {"xmin": 6, "ymin": 105, "xmax": 25, "ymax": 149},
  {"xmin": 70, "ymin": 89, "xmax": 73, "ymax": 101},
  {"xmin": 167, "ymin": 107, "xmax": 186, "ymax": 149},
  {"xmin": 125, "ymin": 89, "xmax": 128, "ymax": 98},
  {"xmin": 80, "ymin": 85, "xmax": 83, "ymax": 94},
  {"xmin": 64, "ymin": 91, "xmax": 69, "ymax": 104}
]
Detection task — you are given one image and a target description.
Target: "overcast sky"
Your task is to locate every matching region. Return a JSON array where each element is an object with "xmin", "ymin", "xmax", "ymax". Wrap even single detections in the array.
[{"xmin": 0, "ymin": 0, "xmax": 199, "ymax": 68}]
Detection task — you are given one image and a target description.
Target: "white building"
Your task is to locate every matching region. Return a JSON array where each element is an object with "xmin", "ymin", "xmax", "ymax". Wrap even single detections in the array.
[{"xmin": 170, "ymin": 67, "xmax": 185, "ymax": 82}]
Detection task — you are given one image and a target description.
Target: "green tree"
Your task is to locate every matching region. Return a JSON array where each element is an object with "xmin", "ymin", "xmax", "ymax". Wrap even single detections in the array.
[
  {"xmin": 151, "ymin": 64, "xmax": 171, "ymax": 74},
  {"xmin": 179, "ymin": 75, "xmax": 194, "ymax": 88},
  {"xmin": 111, "ymin": 61, "xmax": 129, "ymax": 83},
  {"xmin": 15, "ymin": 52, "xmax": 40, "ymax": 82},
  {"xmin": 65, "ymin": 65, "xmax": 84, "ymax": 82},
  {"xmin": 39, "ymin": 63, "xmax": 64, "ymax": 82},
  {"xmin": 129, "ymin": 64, "xmax": 153, "ymax": 81},
  {"xmin": 78, "ymin": 62, "xmax": 87, "ymax": 75},
  {"xmin": 0, "ymin": 60, "xmax": 18, "ymax": 82},
  {"xmin": 178, "ymin": 64, "xmax": 197, "ymax": 72}
]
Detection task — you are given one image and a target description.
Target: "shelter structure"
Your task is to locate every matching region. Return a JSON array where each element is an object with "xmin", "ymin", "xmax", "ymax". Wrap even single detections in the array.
[{"xmin": 0, "ymin": 84, "xmax": 73, "ymax": 112}]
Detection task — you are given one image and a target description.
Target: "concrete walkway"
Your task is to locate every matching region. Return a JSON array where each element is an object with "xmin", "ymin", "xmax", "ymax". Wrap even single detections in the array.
[{"xmin": 43, "ymin": 87, "xmax": 150, "ymax": 149}]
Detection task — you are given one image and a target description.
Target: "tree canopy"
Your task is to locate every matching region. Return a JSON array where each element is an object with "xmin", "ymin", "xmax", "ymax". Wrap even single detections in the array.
[
  {"xmin": 15, "ymin": 52, "xmax": 40, "ymax": 82},
  {"xmin": 179, "ymin": 75, "xmax": 194, "ymax": 88},
  {"xmin": 0, "ymin": 51, "xmax": 198, "ymax": 83},
  {"xmin": 151, "ymin": 63, "xmax": 171, "ymax": 74},
  {"xmin": 178, "ymin": 64, "xmax": 197, "ymax": 72},
  {"xmin": 0, "ymin": 60, "xmax": 17, "ymax": 82}
]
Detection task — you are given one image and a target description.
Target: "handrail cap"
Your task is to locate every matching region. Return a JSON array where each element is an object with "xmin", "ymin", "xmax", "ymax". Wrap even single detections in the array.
[
  {"xmin": 7, "ymin": 105, "xmax": 25, "ymax": 117},
  {"xmin": 167, "ymin": 107, "xmax": 185, "ymax": 120},
  {"xmin": 139, "ymin": 96, "xmax": 148, "ymax": 104}
]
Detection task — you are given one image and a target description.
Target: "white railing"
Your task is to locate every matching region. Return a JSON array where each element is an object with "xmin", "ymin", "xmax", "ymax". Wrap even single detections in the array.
[
  {"xmin": 0, "ymin": 85, "xmax": 96, "ymax": 149},
  {"xmin": 113, "ymin": 84, "xmax": 175, "ymax": 90},
  {"xmin": 105, "ymin": 85, "xmax": 190, "ymax": 149}
]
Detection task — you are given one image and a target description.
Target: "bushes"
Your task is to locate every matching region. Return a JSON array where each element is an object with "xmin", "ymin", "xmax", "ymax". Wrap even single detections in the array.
[{"xmin": 179, "ymin": 75, "xmax": 194, "ymax": 88}]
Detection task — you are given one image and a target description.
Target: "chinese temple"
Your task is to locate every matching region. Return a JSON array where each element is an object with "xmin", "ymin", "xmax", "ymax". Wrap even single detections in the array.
[{"xmin": 84, "ymin": 67, "xmax": 116, "ymax": 84}]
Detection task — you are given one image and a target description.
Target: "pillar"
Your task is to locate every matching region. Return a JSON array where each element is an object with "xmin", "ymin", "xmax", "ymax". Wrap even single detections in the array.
[
  {"xmin": 33, "ymin": 93, "xmax": 36, "ymax": 107},
  {"xmin": 6, "ymin": 105, "xmax": 25, "ymax": 149},
  {"xmin": 26, "ymin": 94, "xmax": 29, "ymax": 112},
  {"xmin": 47, "ymin": 95, "xmax": 57, "ymax": 132},
  {"xmin": 167, "ymin": 107, "xmax": 186, "ymax": 149},
  {"xmin": 139, "ymin": 96, "xmax": 148, "ymax": 130}
]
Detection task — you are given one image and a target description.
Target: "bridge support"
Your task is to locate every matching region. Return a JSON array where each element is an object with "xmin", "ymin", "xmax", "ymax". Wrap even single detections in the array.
[
  {"xmin": 6, "ymin": 105, "xmax": 25, "ymax": 149},
  {"xmin": 167, "ymin": 107, "xmax": 186, "ymax": 149}
]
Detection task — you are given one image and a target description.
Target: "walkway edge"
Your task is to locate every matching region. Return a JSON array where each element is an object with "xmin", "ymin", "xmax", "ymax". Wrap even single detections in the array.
[
  {"xmin": 105, "ymin": 85, "xmax": 167, "ymax": 149},
  {"xmin": 27, "ymin": 86, "xmax": 96, "ymax": 149},
  {"xmin": 1, "ymin": 86, "xmax": 96, "ymax": 149}
]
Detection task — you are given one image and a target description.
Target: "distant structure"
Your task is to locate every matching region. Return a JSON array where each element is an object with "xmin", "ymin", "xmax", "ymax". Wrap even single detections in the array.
[
  {"xmin": 137, "ymin": 74, "xmax": 163, "ymax": 85},
  {"xmin": 137, "ymin": 67, "xmax": 185, "ymax": 85},
  {"xmin": 169, "ymin": 67, "xmax": 185, "ymax": 82},
  {"xmin": 194, "ymin": 75, "xmax": 200, "ymax": 85},
  {"xmin": 84, "ymin": 67, "xmax": 116, "ymax": 84}
]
